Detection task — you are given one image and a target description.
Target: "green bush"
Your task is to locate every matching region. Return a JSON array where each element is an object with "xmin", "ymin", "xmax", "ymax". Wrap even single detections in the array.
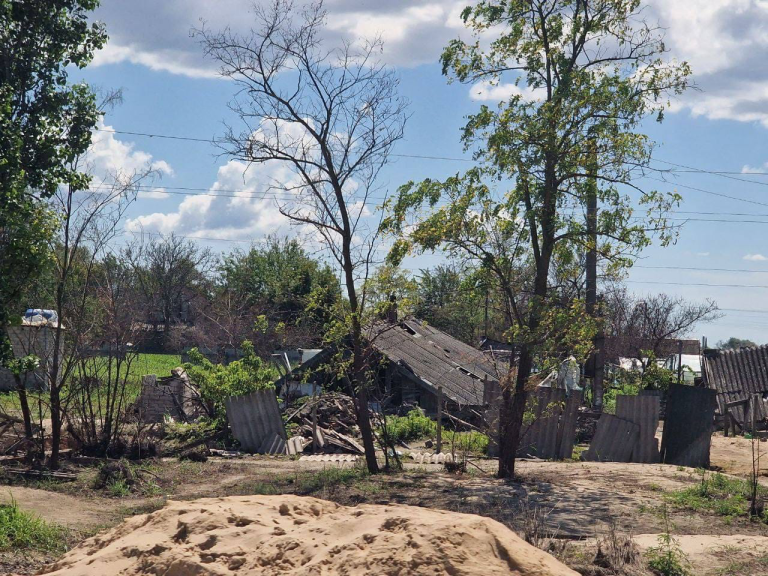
[
  {"xmin": 645, "ymin": 529, "xmax": 691, "ymax": 576},
  {"xmin": 382, "ymin": 410, "xmax": 437, "ymax": 444},
  {"xmin": 183, "ymin": 341, "xmax": 278, "ymax": 426},
  {"xmin": 449, "ymin": 430, "xmax": 489, "ymax": 455},
  {"xmin": 0, "ymin": 499, "xmax": 68, "ymax": 552}
]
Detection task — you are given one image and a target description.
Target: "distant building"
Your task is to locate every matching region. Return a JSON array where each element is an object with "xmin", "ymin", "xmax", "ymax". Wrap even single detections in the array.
[{"xmin": 0, "ymin": 311, "xmax": 64, "ymax": 391}]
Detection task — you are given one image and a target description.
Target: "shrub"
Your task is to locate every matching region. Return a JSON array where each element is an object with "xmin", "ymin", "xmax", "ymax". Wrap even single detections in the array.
[
  {"xmin": 382, "ymin": 410, "xmax": 437, "ymax": 444},
  {"xmin": 0, "ymin": 499, "xmax": 68, "ymax": 553},
  {"xmin": 183, "ymin": 340, "xmax": 278, "ymax": 426}
]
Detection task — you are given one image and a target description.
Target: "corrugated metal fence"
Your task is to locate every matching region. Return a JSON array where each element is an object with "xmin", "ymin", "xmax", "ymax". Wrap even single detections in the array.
[
  {"xmin": 225, "ymin": 388, "xmax": 286, "ymax": 453},
  {"xmin": 519, "ymin": 388, "xmax": 582, "ymax": 460}
]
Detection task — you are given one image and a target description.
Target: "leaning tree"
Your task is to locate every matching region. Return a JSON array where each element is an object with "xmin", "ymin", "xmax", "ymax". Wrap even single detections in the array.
[
  {"xmin": 385, "ymin": 0, "xmax": 691, "ymax": 478},
  {"xmin": 197, "ymin": 0, "xmax": 408, "ymax": 473}
]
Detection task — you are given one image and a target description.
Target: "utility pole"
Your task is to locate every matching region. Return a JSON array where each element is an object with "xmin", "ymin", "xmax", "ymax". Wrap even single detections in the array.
[{"xmin": 585, "ymin": 139, "xmax": 604, "ymax": 409}]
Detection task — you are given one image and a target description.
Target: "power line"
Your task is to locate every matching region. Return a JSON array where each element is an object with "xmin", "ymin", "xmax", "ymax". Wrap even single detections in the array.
[
  {"xmin": 627, "ymin": 280, "xmax": 768, "ymax": 289},
  {"xmin": 95, "ymin": 128, "xmax": 474, "ymax": 163},
  {"xmin": 644, "ymin": 176, "xmax": 768, "ymax": 209},
  {"xmin": 634, "ymin": 265, "xmax": 768, "ymax": 274}
]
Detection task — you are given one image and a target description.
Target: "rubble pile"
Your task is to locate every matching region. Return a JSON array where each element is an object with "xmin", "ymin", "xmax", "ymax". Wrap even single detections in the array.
[{"xmin": 288, "ymin": 392, "xmax": 370, "ymax": 455}]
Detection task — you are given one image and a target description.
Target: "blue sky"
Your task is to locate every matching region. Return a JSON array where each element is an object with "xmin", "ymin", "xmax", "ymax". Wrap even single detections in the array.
[{"xmin": 72, "ymin": 0, "xmax": 768, "ymax": 344}]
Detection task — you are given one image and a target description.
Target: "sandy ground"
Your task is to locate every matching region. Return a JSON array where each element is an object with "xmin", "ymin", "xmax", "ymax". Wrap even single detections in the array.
[
  {"xmin": 710, "ymin": 433, "xmax": 768, "ymax": 478},
  {"xmin": 5, "ymin": 433, "xmax": 768, "ymax": 574},
  {"xmin": 39, "ymin": 495, "xmax": 578, "ymax": 576},
  {"xmin": 0, "ymin": 486, "xmax": 128, "ymax": 531}
]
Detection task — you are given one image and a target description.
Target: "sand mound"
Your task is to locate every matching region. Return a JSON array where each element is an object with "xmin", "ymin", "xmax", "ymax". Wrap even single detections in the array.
[{"xmin": 39, "ymin": 495, "xmax": 577, "ymax": 575}]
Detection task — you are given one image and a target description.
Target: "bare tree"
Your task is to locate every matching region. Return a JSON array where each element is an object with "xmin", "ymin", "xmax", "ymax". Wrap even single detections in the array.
[
  {"xmin": 604, "ymin": 284, "xmax": 721, "ymax": 373},
  {"xmin": 125, "ymin": 233, "xmax": 214, "ymax": 352},
  {"xmin": 197, "ymin": 0, "xmax": 408, "ymax": 473},
  {"xmin": 45, "ymin": 169, "xmax": 151, "ymax": 468}
]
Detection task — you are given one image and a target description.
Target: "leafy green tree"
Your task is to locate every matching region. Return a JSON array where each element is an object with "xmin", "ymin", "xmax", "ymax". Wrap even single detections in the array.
[
  {"xmin": 220, "ymin": 237, "xmax": 339, "ymax": 329},
  {"xmin": 0, "ymin": 0, "xmax": 106, "ymax": 365},
  {"xmin": 717, "ymin": 337, "xmax": 758, "ymax": 350},
  {"xmin": 386, "ymin": 0, "xmax": 690, "ymax": 477},
  {"xmin": 415, "ymin": 265, "xmax": 504, "ymax": 345}
]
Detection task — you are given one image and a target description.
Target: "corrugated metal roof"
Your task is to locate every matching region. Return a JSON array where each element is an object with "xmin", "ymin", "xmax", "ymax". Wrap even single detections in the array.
[
  {"xmin": 370, "ymin": 318, "xmax": 499, "ymax": 407},
  {"xmin": 702, "ymin": 346, "xmax": 768, "ymax": 424}
]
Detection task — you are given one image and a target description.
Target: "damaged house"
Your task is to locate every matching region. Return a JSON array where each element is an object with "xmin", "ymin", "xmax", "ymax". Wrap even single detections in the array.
[{"xmin": 279, "ymin": 317, "xmax": 502, "ymax": 420}]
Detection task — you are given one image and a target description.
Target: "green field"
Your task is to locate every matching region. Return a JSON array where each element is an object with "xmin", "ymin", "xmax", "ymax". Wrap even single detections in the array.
[{"xmin": 0, "ymin": 353, "xmax": 182, "ymax": 416}]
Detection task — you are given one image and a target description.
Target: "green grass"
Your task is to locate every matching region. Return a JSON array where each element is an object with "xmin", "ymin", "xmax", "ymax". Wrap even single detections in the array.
[
  {"xmin": 665, "ymin": 472, "xmax": 768, "ymax": 521},
  {"xmin": 127, "ymin": 353, "xmax": 182, "ymax": 381},
  {"xmin": 0, "ymin": 353, "xmax": 181, "ymax": 416},
  {"xmin": 295, "ymin": 465, "xmax": 370, "ymax": 494},
  {"xmin": 0, "ymin": 499, "xmax": 68, "ymax": 553}
]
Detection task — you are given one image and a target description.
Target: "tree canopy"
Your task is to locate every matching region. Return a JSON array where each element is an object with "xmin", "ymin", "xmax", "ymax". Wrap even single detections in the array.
[
  {"xmin": 0, "ymin": 0, "xmax": 106, "ymax": 364},
  {"xmin": 385, "ymin": 0, "xmax": 691, "ymax": 478}
]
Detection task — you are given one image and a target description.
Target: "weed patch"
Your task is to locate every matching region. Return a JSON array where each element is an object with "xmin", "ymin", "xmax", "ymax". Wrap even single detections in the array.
[
  {"xmin": 381, "ymin": 410, "xmax": 436, "ymax": 444},
  {"xmin": 665, "ymin": 472, "xmax": 768, "ymax": 522},
  {"xmin": 0, "ymin": 499, "xmax": 68, "ymax": 553}
]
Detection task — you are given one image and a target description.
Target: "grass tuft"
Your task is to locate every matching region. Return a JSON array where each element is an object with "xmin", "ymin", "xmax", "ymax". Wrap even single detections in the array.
[{"xmin": 0, "ymin": 498, "xmax": 68, "ymax": 553}]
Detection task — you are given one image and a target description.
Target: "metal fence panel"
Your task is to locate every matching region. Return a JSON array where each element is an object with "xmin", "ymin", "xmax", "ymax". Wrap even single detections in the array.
[
  {"xmin": 583, "ymin": 414, "xmax": 639, "ymax": 463},
  {"xmin": 615, "ymin": 395, "xmax": 660, "ymax": 463},
  {"xmin": 225, "ymin": 388, "xmax": 286, "ymax": 453},
  {"xmin": 660, "ymin": 384, "xmax": 716, "ymax": 468}
]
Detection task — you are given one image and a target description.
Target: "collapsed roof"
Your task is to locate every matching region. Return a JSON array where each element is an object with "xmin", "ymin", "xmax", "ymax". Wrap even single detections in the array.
[
  {"xmin": 370, "ymin": 318, "xmax": 500, "ymax": 407},
  {"xmin": 702, "ymin": 345, "xmax": 768, "ymax": 424}
]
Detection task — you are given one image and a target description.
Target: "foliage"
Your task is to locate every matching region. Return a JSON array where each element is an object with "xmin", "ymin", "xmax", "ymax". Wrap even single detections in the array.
[
  {"xmin": 221, "ymin": 237, "xmax": 339, "ymax": 324},
  {"xmin": 645, "ymin": 508, "xmax": 691, "ymax": 576},
  {"xmin": 717, "ymin": 337, "xmax": 758, "ymax": 350},
  {"xmin": 665, "ymin": 472, "xmax": 768, "ymax": 522},
  {"xmin": 183, "ymin": 341, "xmax": 277, "ymax": 425},
  {"xmin": 0, "ymin": 0, "xmax": 106, "ymax": 366},
  {"xmin": 382, "ymin": 409, "xmax": 437, "ymax": 444},
  {"xmin": 603, "ymin": 355, "xmax": 674, "ymax": 412},
  {"xmin": 645, "ymin": 533, "xmax": 691, "ymax": 576},
  {"xmin": 448, "ymin": 430, "xmax": 490, "ymax": 456},
  {"xmin": 0, "ymin": 499, "xmax": 68, "ymax": 553},
  {"xmin": 415, "ymin": 264, "xmax": 501, "ymax": 344},
  {"xmin": 384, "ymin": 0, "xmax": 691, "ymax": 477}
]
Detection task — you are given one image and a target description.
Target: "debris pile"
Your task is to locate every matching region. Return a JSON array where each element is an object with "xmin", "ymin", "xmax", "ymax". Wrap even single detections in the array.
[
  {"xmin": 289, "ymin": 392, "xmax": 368, "ymax": 454},
  {"xmin": 39, "ymin": 495, "xmax": 578, "ymax": 576}
]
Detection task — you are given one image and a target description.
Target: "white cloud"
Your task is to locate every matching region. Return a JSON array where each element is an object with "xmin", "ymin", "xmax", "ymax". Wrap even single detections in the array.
[
  {"xmin": 470, "ymin": 81, "xmax": 546, "ymax": 102},
  {"xmin": 126, "ymin": 159, "xmax": 293, "ymax": 239},
  {"xmin": 649, "ymin": 0, "xmax": 768, "ymax": 127},
  {"xmin": 138, "ymin": 187, "xmax": 170, "ymax": 200},
  {"xmin": 696, "ymin": 252, "xmax": 710, "ymax": 257},
  {"xmin": 91, "ymin": 0, "xmax": 469, "ymax": 77},
  {"xmin": 743, "ymin": 253, "xmax": 768, "ymax": 261},
  {"xmin": 87, "ymin": 120, "xmax": 174, "ymax": 182},
  {"xmin": 742, "ymin": 162, "xmax": 768, "ymax": 174}
]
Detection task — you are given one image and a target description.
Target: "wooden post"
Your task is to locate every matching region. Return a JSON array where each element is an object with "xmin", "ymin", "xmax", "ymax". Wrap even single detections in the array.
[
  {"xmin": 436, "ymin": 386, "xmax": 443, "ymax": 454},
  {"xmin": 677, "ymin": 340, "xmax": 683, "ymax": 385},
  {"xmin": 312, "ymin": 381, "xmax": 319, "ymax": 453},
  {"xmin": 752, "ymin": 393, "xmax": 759, "ymax": 438}
]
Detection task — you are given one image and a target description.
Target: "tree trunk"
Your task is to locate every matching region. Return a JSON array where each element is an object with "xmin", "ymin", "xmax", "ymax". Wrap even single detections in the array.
[
  {"xmin": 498, "ymin": 346, "xmax": 532, "ymax": 478},
  {"xmin": 13, "ymin": 374, "xmax": 34, "ymax": 440},
  {"xmin": 49, "ymin": 383, "xmax": 62, "ymax": 468}
]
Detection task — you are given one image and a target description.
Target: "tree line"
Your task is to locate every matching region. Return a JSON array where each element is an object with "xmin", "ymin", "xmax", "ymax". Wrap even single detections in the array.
[{"xmin": 2, "ymin": 0, "xmax": 725, "ymax": 476}]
